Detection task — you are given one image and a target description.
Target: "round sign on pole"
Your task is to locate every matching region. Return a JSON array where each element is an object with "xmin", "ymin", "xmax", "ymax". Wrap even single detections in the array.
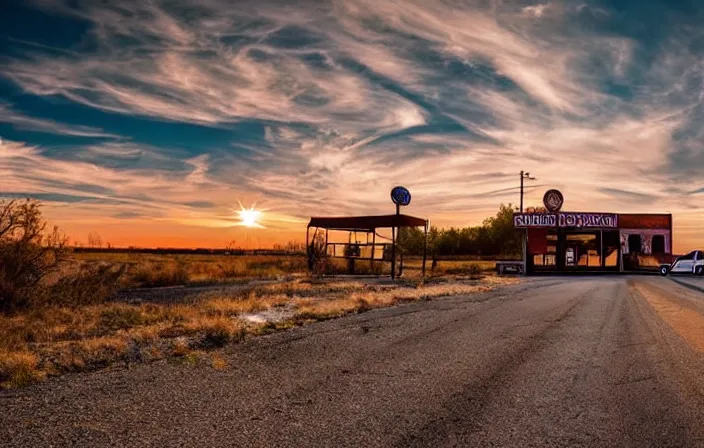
[
  {"xmin": 391, "ymin": 186, "xmax": 411, "ymax": 207},
  {"xmin": 543, "ymin": 189, "xmax": 564, "ymax": 212}
]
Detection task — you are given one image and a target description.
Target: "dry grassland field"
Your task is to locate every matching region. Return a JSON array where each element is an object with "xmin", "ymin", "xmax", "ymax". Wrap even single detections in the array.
[{"xmin": 0, "ymin": 251, "xmax": 508, "ymax": 389}]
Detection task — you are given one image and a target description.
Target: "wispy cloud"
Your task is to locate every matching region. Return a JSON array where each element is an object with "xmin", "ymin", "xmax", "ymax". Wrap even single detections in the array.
[
  {"xmin": 1, "ymin": 0, "xmax": 703, "ymax": 249},
  {"xmin": 0, "ymin": 104, "xmax": 117, "ymax": 138}
]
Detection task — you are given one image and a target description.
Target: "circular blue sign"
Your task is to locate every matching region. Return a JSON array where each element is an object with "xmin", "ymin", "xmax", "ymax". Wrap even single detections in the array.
[{"xmin": 391, "ymin": 186, "xmax": 411, "ymax": 206}]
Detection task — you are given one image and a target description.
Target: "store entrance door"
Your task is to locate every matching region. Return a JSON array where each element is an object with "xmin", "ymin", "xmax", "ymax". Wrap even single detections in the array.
[{"xmin": 564, "ymin": 232, "xmax": 601, "ymax": 269}]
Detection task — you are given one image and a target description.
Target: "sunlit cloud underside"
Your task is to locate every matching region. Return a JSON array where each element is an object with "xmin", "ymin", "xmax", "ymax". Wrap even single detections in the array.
[{"xmin": 0, "ymin": 0, "xmax": 703, "ymax": 250}]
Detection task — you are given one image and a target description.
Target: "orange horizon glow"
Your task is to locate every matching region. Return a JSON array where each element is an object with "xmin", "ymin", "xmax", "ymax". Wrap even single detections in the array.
[{"xmin": 44, "ymin": 208, "xmax": 701, "ymax": 255}]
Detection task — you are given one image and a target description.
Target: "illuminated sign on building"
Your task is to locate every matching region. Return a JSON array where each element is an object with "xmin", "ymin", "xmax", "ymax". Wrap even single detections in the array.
[
  {"xmin": 514, "ymin": 212, "xmax": 617, "ymax": 228},
  {"xmin": 558, "ymin": 213, "xmax": 617, "ymax": 228},
  {"xmin": 514, "ymin": 213, "xmax": 556, "ymax": 227}
]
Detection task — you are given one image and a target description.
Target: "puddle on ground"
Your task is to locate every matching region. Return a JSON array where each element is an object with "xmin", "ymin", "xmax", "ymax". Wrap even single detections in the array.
[{"xmin": 241, "ymin": 308, "xmax": 295, "ymax": 324}]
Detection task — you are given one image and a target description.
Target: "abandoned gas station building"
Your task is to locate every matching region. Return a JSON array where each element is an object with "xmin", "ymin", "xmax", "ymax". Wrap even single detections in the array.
[{"xmin": 514, "ymin": 190, "xmax": 673, "ymax": 273}]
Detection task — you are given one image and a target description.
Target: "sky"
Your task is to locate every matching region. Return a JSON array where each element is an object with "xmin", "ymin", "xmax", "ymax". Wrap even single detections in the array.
[{"xmin": 1, "ymin": 0, "xmax": 703, "ymax": 251}]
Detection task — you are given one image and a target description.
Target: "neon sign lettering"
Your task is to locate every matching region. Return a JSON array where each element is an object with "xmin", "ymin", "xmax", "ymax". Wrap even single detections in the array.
[
  {"xmin": 513, "ymin": 213, "xmax": 617, "ymax": 228},
  {"xmin": 558, "ymin": 213, "xmax": 617, "ymax": 228},
  {"xmin": 514, "ymin": 214, "xmax": 556, "ymax": 227}
]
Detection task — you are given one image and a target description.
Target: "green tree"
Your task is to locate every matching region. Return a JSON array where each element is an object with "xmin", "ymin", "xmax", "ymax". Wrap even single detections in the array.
[
  {"xmin": 385, "ymin": 204, "xmax": 522, "ymax": 258},
  {"xmin": 485, "ymin": 203, "xmax": 521, "ymax": 257}
]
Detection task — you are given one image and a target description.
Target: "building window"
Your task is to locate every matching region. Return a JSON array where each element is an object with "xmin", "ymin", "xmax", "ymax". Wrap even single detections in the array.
[
  {"xmin": 603, "ymin": 231, "xmax": 619, "ymax": 267},
  {"xmin": 680, "ymin": 251, "xmax": 697, "ymax": 260},
  {"xmin": 566, "ymin": 233, "xmax": 600, "ymax": 267},
  {"xmin": 652, "ymin": 235, "xmax": 665, "ymax": 254}
]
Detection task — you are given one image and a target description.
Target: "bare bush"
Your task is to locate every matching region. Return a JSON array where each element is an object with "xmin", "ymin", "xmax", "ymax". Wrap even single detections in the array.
[
  {"xmin": 308, "ymin": 232, "xmax": 328, "ymax": 278},
  {"xmin": 468, "ymin": 264, "xmax": 483, "ymax": 278},
  {"xmin": 0, "ymin": 199, "xmax": 68, "ymax": 312},
  {"xmin": 46, "ymin": 264, "xmax": 126, "ymax": 308},
  {"xmin": 87, "ymin": 231, "xmax": 102, "ymax": 248}
]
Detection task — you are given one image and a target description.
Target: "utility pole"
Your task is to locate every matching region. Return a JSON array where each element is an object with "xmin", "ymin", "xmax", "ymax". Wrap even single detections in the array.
[
  {"xmin": 521, "ymin": 170, "xmax": 523, "ymax": 213},
  {"xmin": 520, "ymin": 171, "xmax": 536, "ymax": 212},
  {"xmin": 520, "ymin": 170, "xmax": 524, "ymax": 212},
  {"xmin": 519, "ymin": 171, "xmax": 536, "ymax": 275}
]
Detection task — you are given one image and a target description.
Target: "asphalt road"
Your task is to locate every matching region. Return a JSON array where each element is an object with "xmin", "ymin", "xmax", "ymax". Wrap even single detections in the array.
[{"xmin": 3, "ymin": 276, "xmax": 704, "ymax": 447}]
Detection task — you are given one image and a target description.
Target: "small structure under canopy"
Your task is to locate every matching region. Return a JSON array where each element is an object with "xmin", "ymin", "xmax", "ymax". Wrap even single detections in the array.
[{"xmin": 306, "ymin": 213, "xmax": 429, "ymax": 279}]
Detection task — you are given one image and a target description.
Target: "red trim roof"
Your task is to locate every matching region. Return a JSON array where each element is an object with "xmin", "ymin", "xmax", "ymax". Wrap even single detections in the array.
[
  {"xmin": 308, "ymin": 214, "xmax": 427, "ymax": 231},
  {"xmin": 617, "ymin": 214, "xmax": 671, "ymax": 229}
]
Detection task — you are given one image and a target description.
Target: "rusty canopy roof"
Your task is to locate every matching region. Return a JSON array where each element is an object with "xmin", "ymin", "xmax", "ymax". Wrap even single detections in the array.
[{"xmin": 308, "ymin": 214, "xmax": 428, "ymax": 231}]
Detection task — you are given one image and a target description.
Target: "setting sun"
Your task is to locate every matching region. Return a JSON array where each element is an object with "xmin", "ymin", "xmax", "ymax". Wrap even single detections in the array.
[{"xmin": 237, "ymin": 204, "xmax": 262, "ymax": 228}]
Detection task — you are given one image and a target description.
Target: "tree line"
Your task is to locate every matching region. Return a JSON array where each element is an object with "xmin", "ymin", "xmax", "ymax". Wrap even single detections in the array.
[{"xmin": 397, "ymin": 203, "xmax": 522, "ymax": 258}]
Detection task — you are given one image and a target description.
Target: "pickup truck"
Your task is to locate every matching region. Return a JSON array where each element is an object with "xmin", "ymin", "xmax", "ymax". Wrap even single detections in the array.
[{"xmin": 659, "ymin": 250, "xmax": 704, "ymax": 276}]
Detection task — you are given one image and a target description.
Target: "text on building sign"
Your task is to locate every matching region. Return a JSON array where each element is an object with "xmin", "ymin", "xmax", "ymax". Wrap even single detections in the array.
[
  {"xmin": 514, "ymin": 214, "xmax": 556, "ymax": 227},
  {"xmin": 558, "ymin": 213, "xmax": 617, "ymax": 228},
  {"xmin": 513, "ymin": 212, "xmax": 618, "ymax": 228}
]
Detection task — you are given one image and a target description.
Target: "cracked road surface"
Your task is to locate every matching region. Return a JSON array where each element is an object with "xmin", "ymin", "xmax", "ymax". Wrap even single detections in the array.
[{"xmin": 3, "ymin": 276, "xmax": 704, "ymax": 447}]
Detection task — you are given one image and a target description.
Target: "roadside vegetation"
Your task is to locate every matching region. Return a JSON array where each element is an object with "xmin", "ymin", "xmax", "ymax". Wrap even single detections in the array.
[
  {"xmin": 397, "ymin": 203, "xmax": 523, "ymax": 258},
  {"xmin": 0, "ymin": 198, "xmax": 518, "ymax": 389},
  {"xmin": 75, "ymin": 251, "xmax": 309, "ymax": 287}
]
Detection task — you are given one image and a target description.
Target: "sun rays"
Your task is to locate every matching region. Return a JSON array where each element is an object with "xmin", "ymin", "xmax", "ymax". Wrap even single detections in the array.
[{"xmin": 236, "ymin": 201, "xmax": 265, "ymax": 228}]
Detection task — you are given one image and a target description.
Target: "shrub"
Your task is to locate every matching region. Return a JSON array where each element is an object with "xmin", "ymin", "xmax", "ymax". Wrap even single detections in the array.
[
  {"xmin": 468, "ymin": 264, "xmax": 483, "ymax": 278},
  {"xmin": 99, "ymin": 305, "xmax": 145, "ymax": 331},
  {"xmin": 308, "ymin": 232, "xmax": 328, "ymax": 279},
  {"xmin": 201, "ymin": 318, "xmax": 245, "ymax": 348},
  {"xmin": 171, "ymin": 338, "xmax": 191, "ymax": 356},
  {"xmin": 0, "ymin": 350, "xmax": 45, "ymax": 389},
  {"xmin": 0, "ymin": 199, "xmax": 68, "ymax": 312},
  {"xmin": 46, "ymin": 264, "xmax": 126, "ymax": 307},
  {"xmin": 211, "ymin": 354, "xmax": 227, "ymax": 370}
]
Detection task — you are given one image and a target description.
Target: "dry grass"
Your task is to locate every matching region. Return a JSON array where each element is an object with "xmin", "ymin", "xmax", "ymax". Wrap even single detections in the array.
[
  {"xmin": 211, "ymin": 354, "xmax": 228, "ymax": 370},
  {"xmin": 0, "ymin": 270, "xmax": 518, "ymax": 389},
  {"xmin": 318, "ymin": 257, "xmax": 496, "ymax": 279},
  {"xmin": 291, "ymin": 281, "xmax": 507, "ymax": 322},
  {"xmin": 73, "ymin": 252, "xmax": 308, "ymax": 287},
  {"xmin": 70, "ymin": 252, "xmax": 495, "ymax": 288},
  {"xmin": 403, "ymin": 259, "xmax": 496, "ymax": 277},
  {"xmin": 0, "ymin": 350, "xmax": 45, "ymax": 389}
]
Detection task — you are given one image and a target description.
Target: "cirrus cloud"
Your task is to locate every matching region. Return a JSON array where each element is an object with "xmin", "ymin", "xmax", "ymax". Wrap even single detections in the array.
[{"xmin": 0, "ymin": 0, "xmax": 703, "ymax": 250}]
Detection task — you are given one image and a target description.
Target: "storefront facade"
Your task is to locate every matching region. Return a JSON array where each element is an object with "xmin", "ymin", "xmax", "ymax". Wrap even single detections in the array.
[{"xmin": 514, "ymin": 191, "xmax": 673, "ymax": 273}]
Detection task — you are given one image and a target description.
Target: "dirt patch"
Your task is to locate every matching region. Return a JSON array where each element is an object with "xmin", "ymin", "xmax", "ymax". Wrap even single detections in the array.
[{"xmin": 630, "ymin": 280, "xmax": 704, "ymax": 352}]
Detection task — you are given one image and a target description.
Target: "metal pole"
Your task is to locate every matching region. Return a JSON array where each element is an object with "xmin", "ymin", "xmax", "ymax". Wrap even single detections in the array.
[
  {"xmin": 371, "ymin": 230, "xmax": 376, "ymax": 272},
  {"xmin": 391, "ymin": 203, "xmax": 400, "ymax": 279},
  {"xmin": 521, "ymin": 229, "xmax": 528, "ymax": 275},
  {"xmin": 422, "ymin": 221, "xmax": 428, "ymax": 279},
  {"xmin": 306, "ymin": 226, "xmax": 311, "ymax": 271},
  {"xmin": 391, "ymin": 226, "xmax": 396, "ymax": 280},
  {"xmin": 520, "ymin": 170, "xmax": 524, "ymax": 212}
]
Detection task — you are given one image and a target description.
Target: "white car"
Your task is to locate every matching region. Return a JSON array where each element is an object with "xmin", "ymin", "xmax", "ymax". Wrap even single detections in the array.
[{"xmin": 660, "ymin": 250, "xmax": 704, "ymax": 276}]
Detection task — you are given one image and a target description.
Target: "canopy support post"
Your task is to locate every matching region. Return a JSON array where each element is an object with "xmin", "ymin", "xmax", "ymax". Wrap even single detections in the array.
[
  {"xmin": 391, "ymin": 226, "xmax": 396, "ymax": 280},
  {"xmin": 391, "ymin": 203, "xmax": 400, "ymax": 280},
  {"xmin": 306, "ymin": 225, "xmax": 311, "ymax": 271},
  {"xmin": 371, "ymin": 230, "xmax": 376, "ymax": 273},
  {"xmin": 422, "ymin": 221, "xmax": 428, "ymax": 279}
]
